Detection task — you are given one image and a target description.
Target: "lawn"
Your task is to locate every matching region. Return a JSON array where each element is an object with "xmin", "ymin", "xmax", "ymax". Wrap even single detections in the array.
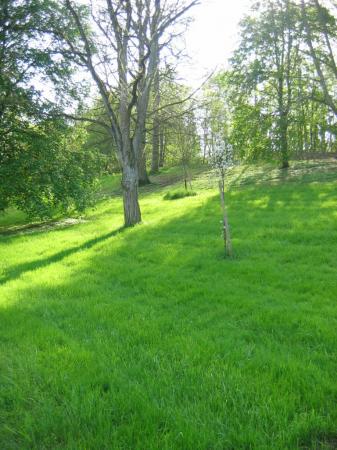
[{"xmin": 0, "ymin": 162, "xmax": 337, "ymax": 449}]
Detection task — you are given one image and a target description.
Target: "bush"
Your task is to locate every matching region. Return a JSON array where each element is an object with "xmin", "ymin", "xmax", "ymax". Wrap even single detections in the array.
[
  {"xmin": 163, "ymin": 190, "xmax": 197, "ymax": 200},
  {"xmin": 0, "ymin": 120, "xmax": 102, "ymax": 219}
]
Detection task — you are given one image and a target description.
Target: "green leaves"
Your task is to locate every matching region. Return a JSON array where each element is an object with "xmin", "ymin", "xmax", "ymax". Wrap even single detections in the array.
[
  {"xmin": 0, "ymin": 119, "xmax": 102, "ymax": 219},
  {"xmin": 0, "ymin": 1, "xmax": 100, "ymax": 219}
]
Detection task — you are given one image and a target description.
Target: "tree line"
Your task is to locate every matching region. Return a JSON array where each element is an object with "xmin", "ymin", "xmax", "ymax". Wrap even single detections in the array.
[
  {"xmin": 202, "ymin": 0, "xmax": 337, "ymax": 168},
  {"xmin": 1, "ymin": 0, "xmax": 336, "ymax": 226}
]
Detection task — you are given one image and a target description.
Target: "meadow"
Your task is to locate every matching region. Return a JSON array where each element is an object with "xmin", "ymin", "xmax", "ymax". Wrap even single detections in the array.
[{"xmin": 0, "ymin": 161, "xmax": 336, "ymax": 449}]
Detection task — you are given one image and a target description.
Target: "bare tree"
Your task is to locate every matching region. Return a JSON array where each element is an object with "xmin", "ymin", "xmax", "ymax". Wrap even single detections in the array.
[{"xmin": 50, "ymin": 0, "xmax": 198, "ymax": 226}]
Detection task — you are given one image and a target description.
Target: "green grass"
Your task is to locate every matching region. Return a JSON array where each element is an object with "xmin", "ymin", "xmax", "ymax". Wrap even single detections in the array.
[
  {"xmin": 163, "ymin": 189, "xmax": 197, "ymax": 200},
  {"xmin": 1, "ymin": 162, "xmax": 337, "ymax": 449},
  {"xmin": 0, "ymin": 207, "xmax": 31, "ymax": 230}
]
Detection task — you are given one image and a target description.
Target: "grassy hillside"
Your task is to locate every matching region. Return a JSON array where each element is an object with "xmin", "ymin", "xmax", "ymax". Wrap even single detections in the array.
[{"xmin": 1, "ymin": 161, "xmax": 337, "ymax": 449}]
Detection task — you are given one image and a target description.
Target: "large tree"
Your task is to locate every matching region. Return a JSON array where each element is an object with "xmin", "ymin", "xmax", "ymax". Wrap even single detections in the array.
[
  {"xmin": 201, "ymin": 1, "xmax": 336, "ymax": 166},
  {"xmin": 230, "ymin": 0, "xmax": 303, "ymax": 168},
  {"xmin": 47, "ymin": 0, "xmax": 198, "ymax": 226}
]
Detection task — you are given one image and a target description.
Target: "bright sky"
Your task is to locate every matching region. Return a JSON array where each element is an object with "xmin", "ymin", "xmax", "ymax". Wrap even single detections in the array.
[{"xmin": 179, "ymin": 0, "xmax": 251, "ymax": 85}]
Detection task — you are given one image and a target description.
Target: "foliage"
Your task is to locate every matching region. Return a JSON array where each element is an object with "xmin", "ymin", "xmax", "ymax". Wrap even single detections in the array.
[
  {"xmin": 301, "ymin": 0, "xmax": 337, "ymax": 115},
  {"xmin": 0, "ymin": 119, "xmax": 101, "ymax": 219},
  {"xmin": 202, "ymin": 0, "xmax": 337, "ymax": 167},
  {"xmin": 0, "ymin": 0, "xmax": 99, "ymax": 219},
  {"xmin": 77, "ymin": 100, "xmax": 120, "ymax": 174}
]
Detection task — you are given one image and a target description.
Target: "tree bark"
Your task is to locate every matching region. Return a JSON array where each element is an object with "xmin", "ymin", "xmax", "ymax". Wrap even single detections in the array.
[
  {"xmin": 120, "ymin": 127, "xmax": 142, "ymax": 226},
  {"xmin": 122, "ymin": 165, "xmax": 141, "ymax": 226},
  {"xmin": 151, "ymin": 41, "xmax": 160, "ymax": 174},
  {"xmin": 61, "ymin": 0, "xmax": 199, "ymax": 228},
  {"xmin": 137, "ymin": 128, "xmax": 150, "ymax": 186}
]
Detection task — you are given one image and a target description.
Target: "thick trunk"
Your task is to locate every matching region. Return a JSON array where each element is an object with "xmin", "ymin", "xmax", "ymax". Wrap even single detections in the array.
[{"xmin": 121, "ymin": 165, "xmax": 141, "ymax": 227}]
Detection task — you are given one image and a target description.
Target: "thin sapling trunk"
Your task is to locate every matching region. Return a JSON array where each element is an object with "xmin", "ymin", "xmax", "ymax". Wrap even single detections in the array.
[{"xmin": 219, "ymin": 178, "xmax": 233, "ymax": 257}]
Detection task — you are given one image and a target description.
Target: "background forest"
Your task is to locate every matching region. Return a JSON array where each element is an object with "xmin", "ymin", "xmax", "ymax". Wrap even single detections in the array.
[{"xmin": 1, "ymin": 0, "xmax": 336, "ymax": 223}]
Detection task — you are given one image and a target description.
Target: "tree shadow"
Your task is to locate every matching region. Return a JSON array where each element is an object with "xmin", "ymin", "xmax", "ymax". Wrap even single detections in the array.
[
  {"xmin": 234, "ymin": 159, "xmax": 337, "ymax": 188},
  {"xmin": 0, "ymin": 226, "xmax": 125, "ymax": 286},
  {"xmin": 0, "ymin": 217, "xmax": 88, "ymax": 237}
]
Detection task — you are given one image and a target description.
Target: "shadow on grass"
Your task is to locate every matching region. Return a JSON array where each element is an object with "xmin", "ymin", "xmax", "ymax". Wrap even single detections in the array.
[
  {"xmin": 2, "ymin": 178, "xmax": 336, "ymax": 287},
  {"xmin": 0, "ymin": 217, "xmax": 88, "ymax": 237},
  {"xmin": 0, "ymin": 226, "xmax": 125, "ymax": 286},
  {"xmin": 234, "ymin": 159, "xmax": 337, "ymax": 188},
  {"xmin": 1, "ymin": 161, "xmax": 335, "ymax": 236}
]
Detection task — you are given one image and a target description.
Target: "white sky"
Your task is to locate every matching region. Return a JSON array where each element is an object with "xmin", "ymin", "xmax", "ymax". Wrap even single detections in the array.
[{"xmin": 179, "ymin": 0, "xmax": 251, "ymax": 85}]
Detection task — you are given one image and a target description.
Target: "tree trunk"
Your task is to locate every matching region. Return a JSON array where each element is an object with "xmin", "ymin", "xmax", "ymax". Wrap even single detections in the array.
[
  {"xmin": 183, "ymin": 162, "xmax": 189, "ymax": 190},
  {"xmin": 151, "ymin": 119, "xmax": 160, "ymax": 173},
  {"xmin": 138, "ymin": 144, "xmax": 150, "ymax": 186},
  {"xmin": 219, "ymin": 179, "xmax": 232, "ymax": 257},
  {"xmin": 279, "ymin": 112, "xmax": 289, "ymax": 168},
  {"xmin": 151, "ymin": 44, "xmax": 160, "ymax": 174},
  {"xmin": 159, "ymin": 130, "xmax": 165, "ymax": 167},
  {"xmin": 122, "ymin": 165, "xmax": 141, "ymax": 226}
]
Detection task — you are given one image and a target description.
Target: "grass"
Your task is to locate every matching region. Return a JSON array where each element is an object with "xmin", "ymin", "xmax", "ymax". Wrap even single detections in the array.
[
  {"xmin": 163, "ymin": 189, "xmax": 197, "ymax": 200},
  {"xmin": 1, "ymin": 161, "xmax": 337, "ymax": 449}
]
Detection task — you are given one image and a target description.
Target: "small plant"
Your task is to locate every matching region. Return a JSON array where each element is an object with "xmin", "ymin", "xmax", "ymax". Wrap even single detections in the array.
[
  {"xmin": 163, "ymin": 190, "xmax": 197, "ymax": 200},
  {"xmin": 210, "ymin": 135, "xmax": 235, "ymax": 257}
]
